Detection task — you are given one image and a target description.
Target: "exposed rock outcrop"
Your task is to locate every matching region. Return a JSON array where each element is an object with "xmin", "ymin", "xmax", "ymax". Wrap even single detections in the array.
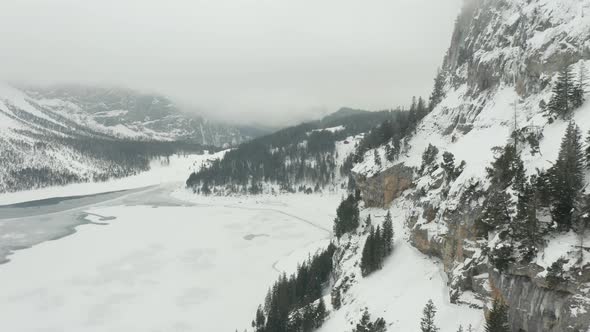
[
  {"xmin": 353, "ymin": 164, "xmax": 413, "ymax": 208},
  {"xmin": 489, "ymin": 269, "xmax": 590, "ymax": 332}
]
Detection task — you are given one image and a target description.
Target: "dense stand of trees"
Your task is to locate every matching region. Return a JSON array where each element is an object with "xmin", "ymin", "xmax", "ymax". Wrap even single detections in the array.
[
  {"xmin": 429, "ymin": 68, "xmax": 447, "ymax": 111},
  {"xmin": 189, "ymin": 95, "xmax": 439, "ymax": 195},
  {"xmin": 187, "ymin": 110, "xmax": 397, "ymax": 194},
  {"xmin": 484, "ymin": 299, "xmax": 510, "ymax": 332},
  {"xmin": 360, "ymin": 212, "xmax": 394, "ymax": 276},
  {"xmin": 249, "ymin": 244, "xmax": 336, "ymax": 332},
  {"xmin": 7, "ymin": 167, "xmax": 83, "ymax": 191},
  {"xmin": 333, "ymin": 194, "xmax": 361, "ymax": 238},
  {"xmin": 480, "ymin": 120, "xmax": 590, "ymax": 275},
  {"xmin": 343, "ymin": 96, "xmax": 430, "ymax": 170},
  {"xmin": 1, "ymin": 129, "xmax": 206, "ymax": 192},
  {"xmin": 547, "ymin": 63, "xmax": 587, "ymax": 119},
  {"xmin": 352, "ymin": 308, "xmax": 387, "ymax": 332}
]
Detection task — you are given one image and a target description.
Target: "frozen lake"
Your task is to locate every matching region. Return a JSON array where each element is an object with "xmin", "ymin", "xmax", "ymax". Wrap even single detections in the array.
[{"xmin": 0, "ymin": 183, "xmax": 340, "ymax": 332}]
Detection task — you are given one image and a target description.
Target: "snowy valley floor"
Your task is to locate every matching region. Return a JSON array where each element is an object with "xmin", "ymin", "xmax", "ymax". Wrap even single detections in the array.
[
  {"xmin": 0, "ymin": 156, "xmax": 485, "ymax": 332},
  {"xmin": 0, "ymin": 183, "xmax": 341, "ymax": 332}
]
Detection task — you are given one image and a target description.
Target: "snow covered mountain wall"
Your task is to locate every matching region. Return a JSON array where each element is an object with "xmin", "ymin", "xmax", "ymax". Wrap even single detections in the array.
[
  {"xmin": 0, "ymin": 83, "xmax": 240, "ymax": 193},
  {"xmin": 348, "ymin": 0, "xmax": 590, "ymax": 331},
  {"xmin": 22, "ymin": 85, "xmax": 256, "ymax": 146}
]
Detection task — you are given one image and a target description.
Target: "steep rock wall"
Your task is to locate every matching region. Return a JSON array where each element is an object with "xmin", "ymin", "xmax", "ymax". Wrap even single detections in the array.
[
  {"xmin": 353, "ymin": 164, "xmax": 413, "ymax": 208},
  {"xmin": 350, "ymin": 0, "xmax": 590, "ymax": 330}
]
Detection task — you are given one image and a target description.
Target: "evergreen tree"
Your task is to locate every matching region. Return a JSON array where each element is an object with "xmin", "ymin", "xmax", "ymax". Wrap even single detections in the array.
[
  {"xmin": 383, "ymin": 211, "xmax": 395, "ymax": 254},
  {"xmin": 481, "ymin": 191, "xmax": 513, "ymax": 232},
  {"xmin": 315, "ymin": 297, "xmax": 327, "ymax": 327},
  {"xmin": 201, "ymin": 182, "xmax": 211, "ymax": 195},
  {"xmin": 457, "ymin": 326, "xmax": 464, "ymax": 332},
  {"xmin": 385, "ymin": 142, "xmax": 396, "ymax": 162},
  {"xmin": 485, "ymin": 298, "xmax": 509, "ymax": 332},
  {"xmin": 364, "ymin": 214, "xmax": 372, "ymax": 232},
  {"xmin": 353, "ymin": 309, "xmax": 387, "ymax": 332},
  {"xmin": 571, "ymin": 62, "xmax": 587, "ymax": 109},
  {"xmin": 374, "ymin": 226, "xmax": 384, "ymax": 268},
  {"xmin": 429, "ymin": 68, "xmax": 446, "ymax": 111},
  {"xmin": 574, "ymin": 192, "xmax": 590, "ymax": 267},
  {"xmin": 374, "ymin": 149, "xmax": 382, "ymax": 166},
  {"xmin": 535, "ymin": 169, "xmax": 553, "ymax": 206},
  {"xmin": 372, "ymin": 318, "xmax": 387, "ymax": 332},
  {"xmin": 333, "ymin": 195, "xmax": 360, "ymax": 238},
  {"xmin": 441, "ymin": 151, "xmax": 456, "ymax": 180},
  {"xmin": 489, "ymin": 243, "xmax": 515, "ymax": 273},
  {"xmin": 361, "ymin": 223, "xmax": 393, "ymax": 277},
  {"xmin": 514, "ymin": 180, "xmax": 543, "ymax": 262},
  {"xmin": 486, "ymin": 144, "xmax": 523, "ymax": 189},
  {"xmin": 417, "ymin": 96, "xmax": 428, "ymax": 120},
  {"xmin": 355, "ymin": 309, "xmax": 373, "ymax": 332},
  {"xmin": 584, "ymin": 129, "xmax": 590, "ymax": 168},
  {"xmin": 548, "ymin": 64, "xmax": 576, "ymax": 118},
  {"xmin": 331, "ymin": 288, "xmax": 341, "ymax": 310},
  {"xmin": 550, "ymin": 121, "xmax": 585, "ymax": 231},
  {"xmin": 421, "ymin": 144, "xmax": 439, "ymax": 174},
  {"xmin": 420, "ymin": 299, "xmax": 440, "ymax": 332},
  {"xmin": 361, "ymin": 227, "xmax": 376, "ymax": 276},
  {"xmin": 546, "ymin": 257, "xmax": 569, "ymax": 288},
  {"xmin": 511, "ymin": 152, "xmax": 527, "ymax": 195},
  {"xmin": 255, "ymin": 305, "xmax": 265, "ymax": 332},
  {"xmin": 249, "ymin": 244, "xmax": 335, "ymax": 332}
]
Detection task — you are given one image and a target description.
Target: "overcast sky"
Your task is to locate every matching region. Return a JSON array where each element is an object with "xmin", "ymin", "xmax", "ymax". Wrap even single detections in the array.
[{"xmin": 0, "ymin": 0, "xmax": 462, "ymax": 126}]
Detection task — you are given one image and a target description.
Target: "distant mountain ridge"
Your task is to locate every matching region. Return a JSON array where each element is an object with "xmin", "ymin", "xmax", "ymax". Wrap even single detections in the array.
[
  {"xmin": 20, "ymin": 84, "xmax": 262, "ymax": 146},
  {"xmin": 185, "ymin": 107, "xmax": 404, "ymax": 195},
  {"xmin": 0, "ymin": 83, "xmax": 267, "ymax": 193},
  {"xmin": 319, "ymin": 107, "xmax": 368, "ymax": 123}
]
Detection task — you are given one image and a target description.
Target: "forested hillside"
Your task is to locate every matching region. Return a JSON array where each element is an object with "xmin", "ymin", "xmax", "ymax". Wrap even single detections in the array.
[
  {"xmin": 0, "ymin": 83, "xmax": 215, "ymax": 193},
  {"xmin": 186, "ymin": 103, "xmax": 428, "ymax": 195},
  {"xmin": 21, "ymin": 85, "xmax": 264, "ymax": 146}
]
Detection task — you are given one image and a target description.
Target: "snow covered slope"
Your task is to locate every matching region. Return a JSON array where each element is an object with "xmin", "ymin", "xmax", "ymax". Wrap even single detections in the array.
[
  {"xmin": 0, "ymin": 83, "xmax": 254, "ymax": 193},
  {"xmin": 319, "ymin": 202, "xmax": 485, "ymax": 332},
  {"xmin": 343, "ymin": 0, "xmax": 590, "ymax": 331},
  {"xmin": 21, "ymin": 84, "xmax": 257, "ymax": 146}
]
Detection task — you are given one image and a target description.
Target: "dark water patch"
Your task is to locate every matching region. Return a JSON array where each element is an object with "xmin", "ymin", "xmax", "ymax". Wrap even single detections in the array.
[
  {"xmin": 0, "ymin": 186, "xmax": 153, "ymax": 220},
  {"xmin": 0, "ymin": 212, "xmax": 116, "ymax": 266},
  {"xmin": 243, "ymin": 234, "xmax": 270, "ymax": 240},
  {"xmin": 80, "ymin": 212, "xmax": 117, "ymax": 222},
  {"xmin": 0, "ymin": 190, "xmax": 128, "ymax": 208}
]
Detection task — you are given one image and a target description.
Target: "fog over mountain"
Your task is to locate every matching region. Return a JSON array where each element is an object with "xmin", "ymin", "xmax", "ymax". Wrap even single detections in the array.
[{"xmin": 0, "ymin": 0, "xmax": 461, "ymax": 126}]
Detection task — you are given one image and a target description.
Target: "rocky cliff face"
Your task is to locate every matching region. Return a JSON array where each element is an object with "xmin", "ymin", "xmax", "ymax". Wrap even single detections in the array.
[
  {"xmin": 353, "ymin": 164, "xmax": 413, "ymax": 208},
  {"xmin": 489, "ymin": 268, "xmax": 590, "ymax": 332},
  {"xmin": 352, "ymin": 0, "xmax": 590, "ymax": 330}
]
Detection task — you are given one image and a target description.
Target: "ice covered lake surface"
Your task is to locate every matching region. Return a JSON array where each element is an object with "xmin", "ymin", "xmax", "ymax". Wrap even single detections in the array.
[{"xmin": 0, "ymin": 182, "xmax": 341, "ymax": 332}]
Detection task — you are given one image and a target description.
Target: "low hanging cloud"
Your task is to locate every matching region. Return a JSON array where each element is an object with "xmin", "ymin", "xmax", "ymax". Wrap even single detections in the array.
[{"xmin": 0, "ymin": 0, "xmax": 462, "ymax": 126}]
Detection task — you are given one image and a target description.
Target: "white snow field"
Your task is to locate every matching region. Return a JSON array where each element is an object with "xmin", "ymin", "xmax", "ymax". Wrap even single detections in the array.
[
  {"xmin": 0, "ymin": 151, "xmax": 485, "ymax": 332},
  {"xmin": 0, "ymin": 185, "xmax": 341, "ymax": 332},
  {"xmin": 318, "ymin": 202, "xmax": 485, "ymax": 332}
]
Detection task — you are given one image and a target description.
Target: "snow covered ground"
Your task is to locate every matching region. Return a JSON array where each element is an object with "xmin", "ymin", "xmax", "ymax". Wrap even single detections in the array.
[
  {"xmin": 0, "ymin": 184, "xmax": 342, "ymax": 332},
  {"xmin": 0, "ymin": 149, "xmax": 486, "ymax": 332},
  {"xmin": 0, "ymin": 184, "xmax": 485, "ymax": 332},
  {"xmin": 318, "ymin": 201, "xmax": 485, "ymax": 332}
]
